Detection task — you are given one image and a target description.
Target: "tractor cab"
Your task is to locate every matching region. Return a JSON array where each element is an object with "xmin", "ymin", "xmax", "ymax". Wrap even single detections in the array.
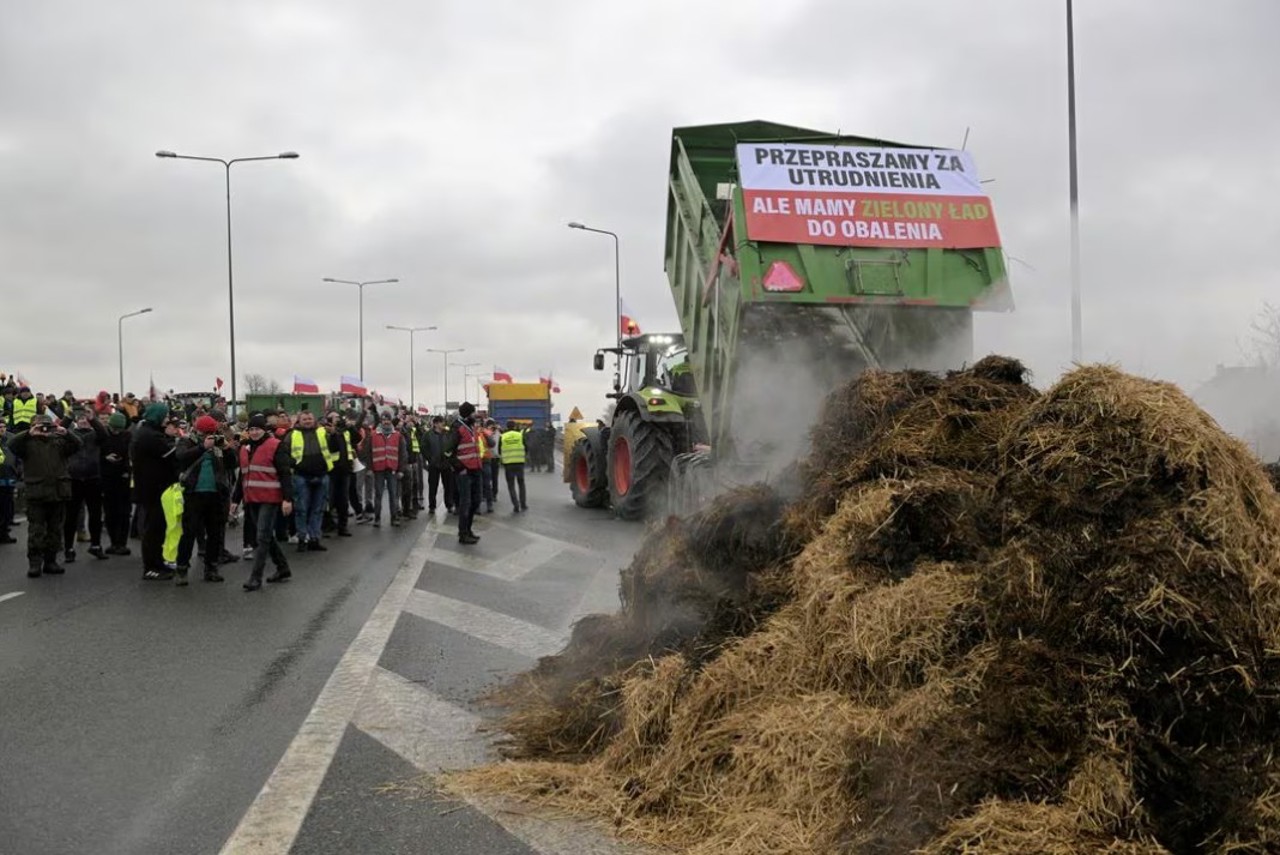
[{"xmin": 595, "ymin": 333, "xmax": 690, "ymax": 398}]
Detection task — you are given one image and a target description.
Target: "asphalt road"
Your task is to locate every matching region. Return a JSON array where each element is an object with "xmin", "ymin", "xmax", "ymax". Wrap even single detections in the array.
[{"xmin": 0, "ymin": 468, "xmax": 647, "ymax": 855}]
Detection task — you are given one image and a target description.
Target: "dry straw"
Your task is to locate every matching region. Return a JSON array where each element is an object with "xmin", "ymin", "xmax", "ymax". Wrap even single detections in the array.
[{"xmin": 445, "ymin": 357, "xmax": 1280, "ymax": 854}]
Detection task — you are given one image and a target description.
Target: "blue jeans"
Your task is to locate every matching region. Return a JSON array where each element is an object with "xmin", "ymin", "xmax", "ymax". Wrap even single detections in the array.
[
  {"xmin": 293, "ymin": 474, "xmax": 329, "ymax": 542},
  {"xmin": 373, "ymin": 470, "xmax": 398, "ymax": 521}
]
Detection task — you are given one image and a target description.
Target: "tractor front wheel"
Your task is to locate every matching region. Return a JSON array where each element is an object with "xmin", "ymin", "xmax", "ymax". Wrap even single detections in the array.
[
  {"xmin": 607, "ymin": 411, "xmax": 674, "ymax": 521},
  {"xmin": 569, "ymin": 429, "xmax": 608, "ymax": 509}
]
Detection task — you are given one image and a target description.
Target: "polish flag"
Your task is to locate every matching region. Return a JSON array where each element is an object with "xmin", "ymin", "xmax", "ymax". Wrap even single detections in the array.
[
  {"xmin": 293, "ymin": 375, "xmax": 320, "ymax": 394},
  {"xmin": 493, "ymin": 366, "xmax": 513, "ymax": 383},
  {"xmin": 552, "ymin": 381, "xmax": 562, "ymax": 394},
  {"xmin": 340, "ymin": 375, "xmax": 367, "ymax": 396},
  {"xmin": 620, "ymin": 298, "xmax": 641, "ymax": 336},
  {"xmin": 215, "ymin": 377, "xmax": 224, "ymax": 391}
]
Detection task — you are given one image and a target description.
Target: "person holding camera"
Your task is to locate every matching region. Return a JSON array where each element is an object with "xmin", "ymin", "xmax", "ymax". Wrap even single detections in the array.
[
  {"xmin": 10, "ymin": 413, "xmax": 83, "ymax": 577},
  {"xmin": 323, "ymin": 412, "xmax": 355, "ymax": 538},
  {"xmin": 171, "ymin": 415, "xmax": 236, "ymax": 585}
]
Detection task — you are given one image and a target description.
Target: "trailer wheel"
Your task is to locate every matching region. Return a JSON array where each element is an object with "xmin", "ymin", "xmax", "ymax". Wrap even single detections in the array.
[
  {"xmin": 569, "ymin": 429, "xmax": 608, "ymax": 509},
  {"xmin": 608, "ymin": 411, "xmax": 674, "ymax": 521}
]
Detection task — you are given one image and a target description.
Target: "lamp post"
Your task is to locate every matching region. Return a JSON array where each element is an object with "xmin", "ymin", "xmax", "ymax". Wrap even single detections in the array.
[
  {"xmin": 426, "ymin": 347, "xmax": 465, "ymax": 413},
  {"xmin": 386, "ymin": 325, "xmax": 437, "ymax": 409},
  {"xmin": 458, "ymin": 362, "xmax": 481, "ymax": 407},
  {"xmin": 118, "ymin": 307, "xmax": 154, "ymax": 399},
  {"xmin": 1065, "ymin": 0, "xmax": 1083, "ymax": 363},
  {"xmin": 323, "ymin": 278, "xmax": 399, "ymax": 381},
  {"xmin": 155, "ymin": 149, "xmax": 299, "ymax": 417},
  {"xmin": 568, "ymin": 221, "xmax": 621, "ymax": 384}
]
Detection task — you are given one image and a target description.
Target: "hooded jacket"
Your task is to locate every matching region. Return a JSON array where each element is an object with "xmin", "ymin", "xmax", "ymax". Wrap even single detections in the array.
[
  {"xmin": 130, "ymin": 404, "xmax": 178, "ymax": 503},
  {"xmin": 67, "ymin": 417, "xmax": 107, "ymax": 480},
  {"xmin": 100, "ymin": 421, "xmax": 132, "ymax": 482}
]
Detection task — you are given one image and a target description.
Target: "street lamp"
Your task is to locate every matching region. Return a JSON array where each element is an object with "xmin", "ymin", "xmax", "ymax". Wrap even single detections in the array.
[
  {"xmin": 457, "ymin": 362, "xmax": 481, "ymax": 407},
  {"xmin": 568, "ymin": 221, "xmax": 621, "ymax": 385},
  {"xmin": 386, "ymin": 324, "xmax": 437, "ymax": 409},
  {"xmin": 156, "ymin": 148, "xmax": 299, "ymax": 416},
  {"xmin": 1065, "ymin": 0, "xmax": 1083, "ymax": 363},
  {"xmin": 118, "ymin": 307, "xmax": 154, "ymax": 399},
  {"xmin": 324, "ymin": 277, "xmax": 400, "ymax": 381},
  {"xmin": 426, "ymin": 347, "xmax": 465, "ymax": 413}
]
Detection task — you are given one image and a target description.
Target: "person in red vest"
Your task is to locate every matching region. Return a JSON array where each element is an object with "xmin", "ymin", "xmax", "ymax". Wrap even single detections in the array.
[
  {"xmin": 444, "ymin": 402, "xmax": 483, "ymax": 545},
  {"xmin": 369, "ymin": 410, "xmax": 406, "ymax": 527},
  {"xmin": 230, "ymin": 413, "xmax": 294, "ymax": 591}
]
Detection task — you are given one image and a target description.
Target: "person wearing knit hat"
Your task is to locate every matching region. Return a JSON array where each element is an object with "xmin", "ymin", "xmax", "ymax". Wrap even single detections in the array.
[
  {"xmin": 231, "ymin": 410, "xmax": 294, "ymax": 591},
  {"xmin": 132, "ymin": 400, "xmax": 180, "ymax": 580},
  {"xmin": 101, "ymin": 411, "xmax": 133, "ymax": 554},
  {"xmin": 63, "ymin": 406, "xmax": 110, "ymax": 563},
  {"xmin": 9, "ymin": 413, "xmax": 82, "ymax": 576},
  {"xmin": 444, "ymin": 402, "xmax": 484, "ymax": 545},
  {"xmin": 171, "ymin": 415, "xmax": 236, "ymax": 584}
]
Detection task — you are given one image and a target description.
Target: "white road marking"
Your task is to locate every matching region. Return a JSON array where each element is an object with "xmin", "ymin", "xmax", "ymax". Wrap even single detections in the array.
[
  {"xmin": 351, "ymin": 666, "xmax": 642, "ymax": 855},
  {"xmin": 425, "ymin": 537, "xmax": 569, "ymax": 582},
  {"xmin": 218, "ymin": 527, "xmax": 438, "ymax": 855},
  {"xmin": 0, "ymin": 592, "xmax": 24, "ymax": 605},
  {"xmin": 402, "ymin": 588, "xmax": 566, "ymax": 660}
]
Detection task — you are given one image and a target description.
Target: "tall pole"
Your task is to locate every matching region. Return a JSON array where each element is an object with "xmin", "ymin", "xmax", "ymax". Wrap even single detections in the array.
[
  {"xmin": 118, "ymin": 308, "xmax": 154, "ymax": 400},
  {"xmin": 156, "ymin": 149, "xmax": 299, "ymax": 417},
  {"xmin": 387, "ymin": 325, "xmax": 436, "ymax": 408},
  {"xmin": 324, "ymin": 278, "xmax": 399, "ymax": 381},
  {"xmin": 1067, "ymin": 0, "xmax": 1082, "ymax": 363},
  {"xmin": 568, "ymin": 222, "xmax": 622, "ymax": 386},
  {"xmin": 427, "ymin": 347, "xmax": 464, "ymax": 413}
]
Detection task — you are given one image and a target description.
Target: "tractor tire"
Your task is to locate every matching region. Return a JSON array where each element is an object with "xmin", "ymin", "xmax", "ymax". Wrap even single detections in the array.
[
  {"xmin": 569, "ymin": 429, "xmax": 609, "ymax": 509},
  {"xmin": 608, "ymin": 411, "xmax": 675, "ymax": 521}
]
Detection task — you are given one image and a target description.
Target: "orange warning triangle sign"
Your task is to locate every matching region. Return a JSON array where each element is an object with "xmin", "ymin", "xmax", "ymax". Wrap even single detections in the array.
[{"xmin": 569, "ymin": 406, "xmax": 584, "ymax": 421}]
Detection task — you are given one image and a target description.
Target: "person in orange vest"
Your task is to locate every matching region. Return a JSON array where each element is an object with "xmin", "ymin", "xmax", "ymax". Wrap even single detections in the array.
[
  {"xmin": 368, "ymin": 410, "xmax": 406, "ymax": 527},
  {"xmin": 230, "ymin": 413, "xmax": 294, "ymax": 591},
  {"xmin": 444, "ymin": 402, "xmax": 484, "ymax": 545}
]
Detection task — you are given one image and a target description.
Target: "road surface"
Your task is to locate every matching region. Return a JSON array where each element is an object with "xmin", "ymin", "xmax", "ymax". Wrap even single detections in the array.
[{"xmin": 0, "ymin": 470, "xmax": 648, "ymax": 854}]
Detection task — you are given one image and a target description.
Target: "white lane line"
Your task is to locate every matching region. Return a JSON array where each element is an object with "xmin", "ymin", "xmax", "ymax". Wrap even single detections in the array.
[
  {"xmin": 352, "ymin": 667, "xmax": 643, "ymax": 855},
  {"xmin": 218, "ymin": 527, "xmax": 439, "ymax": 855},
  {"xmin": 402, "ymin": 588, "xmax": 566, "ymax": 660},
  {"xmin": 425, "ymin": 537, "xmax": 568, "ymax": 582},
  {"xmin": 0, "ymin": 592, "xmax": 24, "ymax": 605},
  {"xmin": 352, "ymin": 666, "xmax": 487, "ymax": 773}
]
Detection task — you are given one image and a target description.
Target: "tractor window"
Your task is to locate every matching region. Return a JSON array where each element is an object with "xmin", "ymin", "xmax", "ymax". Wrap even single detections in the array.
[{"xmin": 658, "ymin": 346, "xmax": 696, "ymax": 395}]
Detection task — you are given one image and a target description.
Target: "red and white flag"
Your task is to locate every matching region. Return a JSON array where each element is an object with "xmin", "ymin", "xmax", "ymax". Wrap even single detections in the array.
[
  {"xmin": 340, "ymin": 375, "xmax": 367, "ymax": 396},
  {"xmin": 492, "ymin": 366, "xmax": 513, "ymax": 383},
  {"xmin": 620, "ymin": 298, "xmax": 641, "ymax": 336},
  {"xmin": 293, "ymin": 375, "xmax": 320, "ymax": 394},
  {"xmin": 215, "ymin": 377, "xmax": 224, "ymax": 391}
]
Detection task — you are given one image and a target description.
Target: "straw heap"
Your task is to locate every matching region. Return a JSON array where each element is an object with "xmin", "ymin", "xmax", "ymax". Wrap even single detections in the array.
[{"xmin": 447, "ymin": 357, "xmax": 1280, "ymax": 854}]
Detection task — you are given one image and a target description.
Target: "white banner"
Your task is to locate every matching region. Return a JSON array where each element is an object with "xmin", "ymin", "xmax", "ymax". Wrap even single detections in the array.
[{"xmin": 736, "ymin": 142, "xmax": 986, "ymax": 197}]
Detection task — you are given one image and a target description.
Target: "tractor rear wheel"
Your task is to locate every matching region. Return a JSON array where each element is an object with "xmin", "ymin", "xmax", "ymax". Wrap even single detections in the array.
[
  {"xmin": 569, "ymin": 429, "xmax": 608, "ymax": 508},
  {"xmin": 607, "ymin": 411, "xmax": 674, "ymax": 521}
]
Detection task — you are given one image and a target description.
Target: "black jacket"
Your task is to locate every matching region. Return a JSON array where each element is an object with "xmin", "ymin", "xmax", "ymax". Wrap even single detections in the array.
[
  {"xmin": 287, "ymin": 427, "xmax": 341, "ymax": 478},
  {"xmin": 130, "ymin": 422, "xmax": 177, "ymax": 503},
  {"xmin": 100, "ymin": 427, "xmax": 132, "ymax": 482},
  {"xmin": 67, "ymin": 419, "xmax": 107, "ymax": 481},
  {"xmin": 423, "ymin": 429, "xmax": 449, "ymax": 470},
  {"xmin": 174, "ymin": 437, "xmax": 236, "ymax": 494}
]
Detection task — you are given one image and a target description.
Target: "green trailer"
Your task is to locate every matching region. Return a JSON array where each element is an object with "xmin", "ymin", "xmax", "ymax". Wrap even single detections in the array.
[
  {"xmin": 244, "ymin": 392, "xmax": 326, "ymax": 416},
  {"xmin": 569, "ymin": 120, "xmax": 1010, "ymax": 519}
]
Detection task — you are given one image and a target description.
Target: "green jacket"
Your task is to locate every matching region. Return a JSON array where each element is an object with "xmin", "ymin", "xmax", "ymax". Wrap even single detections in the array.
[{"xmin": 9, "ymin": 428, "xmax": 82, "ymax": 501}]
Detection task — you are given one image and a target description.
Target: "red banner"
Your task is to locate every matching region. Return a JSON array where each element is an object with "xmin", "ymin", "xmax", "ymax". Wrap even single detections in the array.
[{"xmin": 742, "ymin": 190, "xmax": 1000, "ymax": 249}]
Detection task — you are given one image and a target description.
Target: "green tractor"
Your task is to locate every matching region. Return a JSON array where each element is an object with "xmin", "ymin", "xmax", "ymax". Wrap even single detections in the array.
[{"xmin": 568, "ymin": 332, "xmax": 699, "ymax": 520}]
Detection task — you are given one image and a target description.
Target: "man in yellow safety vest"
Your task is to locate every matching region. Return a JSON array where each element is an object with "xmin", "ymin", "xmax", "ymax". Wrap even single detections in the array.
[{"xmin": 500, "ymin": 420, "xmax": 529, "ymax": 513}]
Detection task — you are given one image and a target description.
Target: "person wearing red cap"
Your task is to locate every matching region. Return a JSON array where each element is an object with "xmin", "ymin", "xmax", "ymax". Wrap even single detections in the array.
[{"xmin": 171, "ymin": 415, "xmax": 237, "ymax": 585}]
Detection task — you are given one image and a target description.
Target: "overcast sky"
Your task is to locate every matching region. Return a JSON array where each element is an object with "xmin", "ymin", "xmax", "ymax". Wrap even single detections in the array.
[{"xmin": 3, "ymin": 1, "xmax": 1275, "ymax": 416}]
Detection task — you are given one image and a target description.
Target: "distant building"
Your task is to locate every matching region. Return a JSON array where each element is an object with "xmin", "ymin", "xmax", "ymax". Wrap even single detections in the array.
[{"xmin": 1193, "ymin": 364, "xmax": 1280, "ymax": 461}]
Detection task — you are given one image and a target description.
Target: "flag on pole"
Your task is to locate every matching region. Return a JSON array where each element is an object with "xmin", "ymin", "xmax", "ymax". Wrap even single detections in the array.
[
  {"xmin": 293, "ymin": 375, "xmax": 320, "ymax": 394},
  {"xmin": 538, "ymin": 372, "xmax": 551, "ymax": 386},
  {"xmin": 492, "ymin": 366, "xmax": 513, "ymax": 383},
  {"xmin": 215, "ymin": 377, "xmax": 224, "ymax": 391},
  {"xmin": 620, "ymin": 298, "xmax": 641, "ymax": 336},
  {"xmin": 148, "ymin": 374, "xmax": 158, "ymax": 401},
  {"xmin": 340, "ymin": 375, "xmax": 367, "ymax": 396}
]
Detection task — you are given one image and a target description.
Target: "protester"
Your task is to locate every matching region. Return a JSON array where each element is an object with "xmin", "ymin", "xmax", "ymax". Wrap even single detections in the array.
[
  {"xmin": 10, "ymin": 414, "xmax": 82, "ymax": 577},
  {"xmin": 481, "ymin": 418, "xmax": 501, "ymax": 514},
  {"xmin": 423, "ymin": 415, "xmax": 454, "ymax": 514},
  {"xmin": 445, "ymin": 402, "xmax": 483, "ymax": 545},
  {"xmin": 172, "ymin": 415, "xmax": 236, "ymax": 585},
  {"xmin": 100, "ymin": 412, "xmax": 133, "ymax": 555},
  {"xmin": 0, "ymin": 420, "xmax": 19, "ymax": 544},
  {"xmin": 287, "ymin": 409, "xmax": 337, "ymax": 552},
  {"xmin": 500, "ymin": 419, "xmax": 529, "ymax": 513},
  {"xmin": 63, "ymin": 408, "xmax": 109, "ymax": 562},
  {"xmin": 232, "ymin": 413, "xmax": 294, "ymax": 592},
  {"xmin": 131, "ymin": 402, "xmax": 178, "ymax": 580},
  {"xmin": 9, "ymin": 386, "xmax": 37, "ymax": 432},
  {"xmin": 369, "ymin": 411, "xmax": 404, "ymax": 527},
  {"xmin": 325, "ymin": 411, "xmax": 355, "ymax": 537}
]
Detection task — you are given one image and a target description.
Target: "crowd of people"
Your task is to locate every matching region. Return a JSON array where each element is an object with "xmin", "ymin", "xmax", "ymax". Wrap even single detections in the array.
[{"xmin": 2, "ymin": 381, "xmax": 554, "ymax": 590}]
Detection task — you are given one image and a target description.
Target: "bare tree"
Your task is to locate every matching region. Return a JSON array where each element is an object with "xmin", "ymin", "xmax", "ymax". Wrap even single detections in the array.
[
  {"xmin": 244, "ymin": 373, "xmax": 283, "ymax": 395},
  {"xmin": 1248, "ymin": 303, "xmax": 1280, "ymax": 367}
]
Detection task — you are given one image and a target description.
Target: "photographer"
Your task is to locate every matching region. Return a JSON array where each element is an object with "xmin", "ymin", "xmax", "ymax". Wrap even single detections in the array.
[
  {"xmin": 10, "ymin": 413, "xmax": 82, "ymax": 577},
  {"xmin": 172, "ymin": 416, "xmax": 236, "ymax": 585}
]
